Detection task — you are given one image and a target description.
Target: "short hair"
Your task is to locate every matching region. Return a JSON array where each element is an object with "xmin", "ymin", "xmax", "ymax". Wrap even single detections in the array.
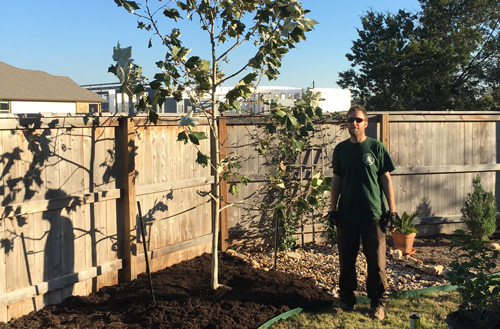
[{"xmin": 347, "ymin": 104, "xmax": 367, "ymax": 118}]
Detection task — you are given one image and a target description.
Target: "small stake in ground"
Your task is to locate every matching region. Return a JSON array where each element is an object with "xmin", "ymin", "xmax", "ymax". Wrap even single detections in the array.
[{"xmin": 137, "ymin": 201, "xmax": 155, "ymax": 303}]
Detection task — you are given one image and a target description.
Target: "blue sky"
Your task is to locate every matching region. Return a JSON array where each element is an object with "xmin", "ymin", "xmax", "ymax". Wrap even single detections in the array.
[{"xmin": 1, "ymin": 0, "xmax": 420, "ymax": 88}]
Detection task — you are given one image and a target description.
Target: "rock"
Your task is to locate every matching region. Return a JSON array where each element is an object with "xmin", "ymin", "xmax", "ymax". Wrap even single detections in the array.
[
  {"xmin": 423, "ymin": 265, "xmax": 444, "ymax": 276},
  {"xmin": 390, "ymin": 249, "xmax": 403, "ymax": 260},
  {"xmin": 332, "ymin": 245, "xmax": 339, "ymax": 254},
  {"xmin": 486, "ymin": 242, "xmax": 500, "ymax": 251},
  {"xmin": 286, "ymin": 251, "xmax": 302, "ymax": 260},
  {"xmin": 404, "ymin": 256, "xmax": 423, "ymax": 269},
  {"xmin": 250, "ymin": 259, "xmax": 260, "ymax": 268}
]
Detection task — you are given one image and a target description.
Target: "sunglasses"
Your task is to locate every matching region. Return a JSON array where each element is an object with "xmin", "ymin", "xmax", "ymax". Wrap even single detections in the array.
[{"xmin": 347, "ymin": 117, "xmax": 365, "ymax": 123}]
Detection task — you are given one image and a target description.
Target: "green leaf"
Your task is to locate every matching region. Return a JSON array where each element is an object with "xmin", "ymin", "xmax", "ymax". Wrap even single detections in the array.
[
  {"xmin": 297, "ymin": 198, "xmax": 310, "ymax": 210},
  {"xmin": 149, "ymin": 80, "xmax": 163, "ymax": 90},
  {"xmin": 133, "ymin": 84, "xmax": 145, "ymax": 94},
  {"xmin": 172, "ymin": 46, "xmax": 191, "ymax": 61},
  {"xmin": 242, "ymin": 72, "xmax": 258, "ymax": 84},
  {"xmin": 173, "ymin": 90, "xmax": 183, "ymax": 102},
  {"xmin": 232, "ymin": 99, "xmax": 242, "ymax": 111},
  {"xmin": 196, "ymin": 151, "xmax": 209, "ymax": 167},
  {"xmin": 177, "ymin": 131, "xmax": 189, "ymax": 144},
  {"xmin": 315, "ymin": 107, "xmax": 322, "ymax": 117},
  {"xmin": 307, "ymin": 195, "xmax": 318, "ymax": 206},
  {"xmin": 185, "ymin": 56, "xmax": 200, "ymax": 70},
  {"xmin": 188, "ymin": 131, "xmax": 207, "ymax": 145},
  {"xmin": 284, "ymin": 115, "xmax": 297, "ymax": 130},
  {"xmin": 275, "ymin": 203, "xmax": 286, "ymax": 210},
  {"xmin": 148, "ymin": 108, "xmax": 158, "ymax": 124},
  {"xmin": 229, "ymin": 184, "xmax": 239, "ymax": 196},
  {"xmin": 275, "ymin": 109, "xmax": 286, "ymax": 118},
  {"xmin": 163, "ymin": 8, "xmax": 181, "ymax": 21},
  {"xmin": 292, "ymin": 139, "xmax": 305, "ymax": 153},
  {"xmin": 176, "ymin": 1, "xmax": 187, "ymax": 11},
  {"xmin": 118, "ymin": 1, "xmax": 140, "ymax": 13}
]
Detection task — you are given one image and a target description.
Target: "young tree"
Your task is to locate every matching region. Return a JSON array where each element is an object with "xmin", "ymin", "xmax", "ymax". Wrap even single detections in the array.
[
  {"xmin": 114, "ymin": 0, "xmax": 317, "ymax": 289},
  {"xmin": 338, "ymin": 0, "xmax": 500, "ymax": 111}
]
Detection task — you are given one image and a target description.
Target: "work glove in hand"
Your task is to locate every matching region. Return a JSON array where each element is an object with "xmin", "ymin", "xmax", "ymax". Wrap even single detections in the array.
[
  {"xmin": 327, "ymin": 211, "xmax": 338, "ymax": 229},
  {"xmin": 386, "ymin": 212, "xmax": 399, "ymax": 232}
]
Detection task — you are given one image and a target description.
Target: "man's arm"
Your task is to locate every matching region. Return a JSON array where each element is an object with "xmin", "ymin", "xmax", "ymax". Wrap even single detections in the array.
[
  {"xmin": 380, "ymin": 172, "xmax": 396, "ymax": 213},
  {"xmin": 331, "ymin": 174, "xmax": 341, "ymax": 211}
]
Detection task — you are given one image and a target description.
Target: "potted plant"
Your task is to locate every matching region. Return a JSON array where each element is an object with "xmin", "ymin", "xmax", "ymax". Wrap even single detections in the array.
[
  {"xmin": 446, "ymin": 230, "xmax": 500, "ymax": 329},
  {"xmin": 391, "ymin": 211, "xmax": 420, "ymax": 255}
]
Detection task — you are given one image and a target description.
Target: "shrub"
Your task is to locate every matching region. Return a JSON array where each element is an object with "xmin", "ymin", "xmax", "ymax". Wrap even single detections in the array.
[
  {"xmin": 461, "ymin": 175, "xmax": 497, "ymax": 241},
  {"xmin": 448, "ymin": 230, "xmax": 500, "ymax": 329}
]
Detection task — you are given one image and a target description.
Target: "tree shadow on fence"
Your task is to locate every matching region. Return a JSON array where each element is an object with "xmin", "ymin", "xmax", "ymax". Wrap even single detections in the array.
[{"xmin": 0, "ymin": 115, "xmax": 120, "ymax": 310}]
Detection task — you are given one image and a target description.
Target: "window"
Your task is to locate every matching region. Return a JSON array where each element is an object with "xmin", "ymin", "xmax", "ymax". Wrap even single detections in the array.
[{"xmin": 0, "ymin": 101, "xmax": 9, "ymax": 113}]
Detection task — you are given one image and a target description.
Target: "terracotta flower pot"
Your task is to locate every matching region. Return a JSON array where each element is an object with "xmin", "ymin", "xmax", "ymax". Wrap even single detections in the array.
[{"xmin": 391, "ymin": 232, "xmax": 416, "ymax": 255}]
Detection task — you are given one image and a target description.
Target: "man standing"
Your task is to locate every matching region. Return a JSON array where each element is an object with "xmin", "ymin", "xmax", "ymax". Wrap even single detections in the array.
[{"xmin": 331, "ymin": 105, "xmax": 397, "ymax": 321}]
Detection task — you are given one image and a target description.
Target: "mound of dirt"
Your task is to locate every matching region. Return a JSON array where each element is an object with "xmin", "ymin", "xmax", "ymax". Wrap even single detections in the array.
[{"xmin": 2, "ymin": 252, "xmax": 334, "ymax": 329}]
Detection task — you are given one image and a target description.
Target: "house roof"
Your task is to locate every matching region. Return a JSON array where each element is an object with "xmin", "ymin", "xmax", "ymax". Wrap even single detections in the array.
[{"xmin": 0, "ymin": 61, "xmax": 104, "ymax": 103}]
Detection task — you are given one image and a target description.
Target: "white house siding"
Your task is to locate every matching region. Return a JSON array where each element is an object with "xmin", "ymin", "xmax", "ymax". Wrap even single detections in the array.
[{"xmin": 11, "ymin": 101, "xmax": 76, "ymax": 114}]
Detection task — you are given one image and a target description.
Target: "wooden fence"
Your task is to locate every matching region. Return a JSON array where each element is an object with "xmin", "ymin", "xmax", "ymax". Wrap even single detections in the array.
[
  {"xmin": 1, "ymin": 111, "xmax": 500, "ymax": 322},
  {"xmin": 0, "ymin": 113, "xmax": 213, "ymax": 322},
  {"xmin": 223, "ymin": 111, "xmax": 500, "ymax": 245}
]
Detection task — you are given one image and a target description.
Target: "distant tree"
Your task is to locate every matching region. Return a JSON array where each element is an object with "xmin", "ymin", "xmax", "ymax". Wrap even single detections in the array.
[
  {"xmin": 108, "ymin": 42, "xmax": 145, "ymax": 112},
  {"xmin": 338, "ymin": 0, "xmax": 500, "ymax": 111},
  {"xmin": 114, "ymin": 0, "xmax": 317, "ymax": 289}
]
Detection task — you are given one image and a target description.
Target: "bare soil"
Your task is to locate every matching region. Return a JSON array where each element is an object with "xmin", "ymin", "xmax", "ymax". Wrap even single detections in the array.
[{"xmin": 2, "ymin": 232, "xmax": 499, "ymax": 329}]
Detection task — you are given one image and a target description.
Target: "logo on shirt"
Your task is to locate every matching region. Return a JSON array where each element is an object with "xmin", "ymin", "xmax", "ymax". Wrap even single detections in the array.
[{"xmin": 363, "ymin": 153, "xmax": 375, "ymax": 166}]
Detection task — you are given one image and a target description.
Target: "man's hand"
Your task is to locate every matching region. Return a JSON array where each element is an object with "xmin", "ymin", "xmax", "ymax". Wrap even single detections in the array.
[
  {"xmin": 327, "ymin": 211, "xmax": 338, "ymax": 228},
  {"xmin": 386, "ymin": 212, "xmax": 399, "ymax": 232}
]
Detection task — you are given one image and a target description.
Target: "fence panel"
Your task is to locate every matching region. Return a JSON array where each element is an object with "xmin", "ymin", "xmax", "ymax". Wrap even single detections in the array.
[
  {"xmin": 224, "ymin": 112, "xmax": 500, "ymax": 242},
  {"xmin": 0, "ymin": 113, "xmax": 213, "ymax": 322}
]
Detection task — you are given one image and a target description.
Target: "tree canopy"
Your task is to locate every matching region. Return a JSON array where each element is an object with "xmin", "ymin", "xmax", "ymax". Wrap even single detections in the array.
[{"xmin": 337, "ymin": 0, "xmax": 500, "ymax": 111}]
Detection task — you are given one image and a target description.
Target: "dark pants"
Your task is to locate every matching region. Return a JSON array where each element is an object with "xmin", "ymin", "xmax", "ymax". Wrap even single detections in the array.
[{"xmin": 336, "ymin": 218, "xmax": 388, "ymax": 308}]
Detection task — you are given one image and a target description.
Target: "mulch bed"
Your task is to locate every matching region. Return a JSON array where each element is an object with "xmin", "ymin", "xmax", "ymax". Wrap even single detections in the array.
[{"xmin": 2, "ymin": 252, "xmax": 333, "ymax": 329}]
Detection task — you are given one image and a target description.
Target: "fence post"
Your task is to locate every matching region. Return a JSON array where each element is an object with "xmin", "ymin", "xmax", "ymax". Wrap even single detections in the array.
[
  {"xmin": 380, "ymin": 113, "xmax": 390, "ymax": 151},
  {"xmin": 219, "ymin": 116, "xmax": 229, "ymax": 251},
  {"xmin": 119, "ymin": 116, "xmax": 137, "ymax": 282}
]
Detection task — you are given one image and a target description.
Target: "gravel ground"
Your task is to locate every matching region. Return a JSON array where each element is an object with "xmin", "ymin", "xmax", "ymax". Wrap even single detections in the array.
[{"xmin": 231, "ymin": 233, "xmax": 500, "ymax": 297}]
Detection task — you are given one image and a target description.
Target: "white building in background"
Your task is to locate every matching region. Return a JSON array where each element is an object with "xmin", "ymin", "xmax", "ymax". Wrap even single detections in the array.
[
  {"xmin": 83, "ymin": 83, "xmax": 351, "ymax": 114},
  {"xmin": 215, "ymin": 86, "xmax": 351, "ymax": 113}
]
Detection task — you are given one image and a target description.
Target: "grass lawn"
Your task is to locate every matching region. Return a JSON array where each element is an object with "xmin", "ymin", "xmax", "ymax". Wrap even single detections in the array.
[{"xmin": 268, "ymin": 291, "xmax": 460, "ymax": 329}]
